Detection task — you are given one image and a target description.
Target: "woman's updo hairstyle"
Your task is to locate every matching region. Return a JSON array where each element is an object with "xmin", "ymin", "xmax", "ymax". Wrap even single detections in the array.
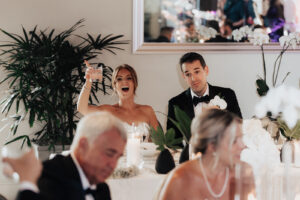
[{"xmin": 190, "ymin": 109, "xmax": 241, "ymax": 154}]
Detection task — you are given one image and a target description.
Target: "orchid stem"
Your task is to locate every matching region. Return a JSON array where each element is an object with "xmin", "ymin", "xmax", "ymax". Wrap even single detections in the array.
[
  {"xmin": 272, "ymin": 42, "xmax": 289, "ymax": 87},
  {"xmin": 261, "ymin": 45, "xmax": 266, "ymax": 82}
]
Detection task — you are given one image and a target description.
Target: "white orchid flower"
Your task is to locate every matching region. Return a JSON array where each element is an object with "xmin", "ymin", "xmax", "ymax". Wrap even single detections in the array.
[
  {"xmin": 209, "ymin": 95, "xmax": 227, "ymax": 109},
  {"xmin": 208, "ymin": 27, "xmax": 217, "ymax": 38},
  {"xmin": 282, "ymin": 105, "xmax": 298, "ymax": 128},
  {"xmin": 239, "ymin": 26, "xmax": 252, "ymax": 37},
  {"xmin": 279, "ymin": 35, "xmax": 289, "ymax": 47},
  {"xmin": 255, "ymin": 102, "xmax": 268, "ymax": 118},
  {"xmin": 232, "ymin": 29, "xmax": 243, "ymax": 41},
  {"xmin": 255, "ymin": 85, "xmax": 300, "ymax": 129},
  {"xmin": 250, "ymin": 32, "xmax": 269, "ymax": 46}
]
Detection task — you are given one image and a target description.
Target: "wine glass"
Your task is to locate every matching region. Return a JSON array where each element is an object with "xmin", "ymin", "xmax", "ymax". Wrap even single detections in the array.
[{"xmin": 1, "ymin": 143, "xmax": 38, "ymax": 182}]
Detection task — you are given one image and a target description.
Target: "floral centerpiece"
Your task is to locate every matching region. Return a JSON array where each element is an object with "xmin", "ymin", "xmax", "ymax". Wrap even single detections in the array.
[
  {"xmin": 255, "ymin": 85, "xmax": 300, "ymax": 165},
  {"xmin": 255, "ymin": 85, "xmax": 300, "ymax": 141},
  {"xmin": 233, "ymin": 27, "xmax": 300, "ymax": 143}
]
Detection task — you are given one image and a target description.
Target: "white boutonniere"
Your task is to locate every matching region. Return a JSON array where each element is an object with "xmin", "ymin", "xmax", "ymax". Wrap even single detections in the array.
[{"xmin": 208, "ymin": 95, "xmax": 227, "ymax": 110}]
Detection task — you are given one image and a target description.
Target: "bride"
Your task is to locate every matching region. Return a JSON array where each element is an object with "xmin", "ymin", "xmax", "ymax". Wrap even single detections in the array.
[
  {"xmin": 77, "ymin": 62, "xmax": 159, "ymax": 139},
  {"xmin": 156, "ymin": 109, "xmax": 255, "ymax": 200}
]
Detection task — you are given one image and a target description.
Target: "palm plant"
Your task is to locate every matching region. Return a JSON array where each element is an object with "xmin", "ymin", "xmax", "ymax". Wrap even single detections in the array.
[{"xmin": 0, "ymin": 19, "xmax": 127, "ymax": 150}]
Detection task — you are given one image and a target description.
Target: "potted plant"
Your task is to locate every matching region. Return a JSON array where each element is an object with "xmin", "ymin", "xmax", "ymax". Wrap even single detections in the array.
[
  {"xmin": 150, "ymin": 126, "xmax": 182, "ymax": 174},
  {"xmin": 167, "ymin": 105, "xmax": 192, "ymax": 163},
  {"xmin": 0, "ymin": 19, "xmax": 127, "ymax": 155}
]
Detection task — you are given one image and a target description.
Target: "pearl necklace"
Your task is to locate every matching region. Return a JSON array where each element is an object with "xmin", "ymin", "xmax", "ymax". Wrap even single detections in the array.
[{"xmin": 199, "ymin": 157, "xmax": 229, "ymax": 199}]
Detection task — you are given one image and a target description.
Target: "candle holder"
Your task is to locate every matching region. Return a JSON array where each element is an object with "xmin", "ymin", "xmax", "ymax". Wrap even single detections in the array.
[{"xmin": 126, "ymin": 126, "xmax": 142, "ymax": 167}]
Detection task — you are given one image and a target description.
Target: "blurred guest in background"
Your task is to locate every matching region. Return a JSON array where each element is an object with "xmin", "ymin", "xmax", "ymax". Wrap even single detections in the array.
[
  {"xmin": 224, "ymin": 0, "xmax": 256, "ymax": 29},
  {"xmin": 220, "ymin": 19, "xmax": 235, "ymax": 41},
  {"xmin": 264, "ymin": 0, "xmax": 285, "ymax": 42},
  {"xmin": 3, "ymin": 112, "xmax": 127, "ymax": 200},
  {"xmin": 206, "ymin": 20, "xmax": 233, "ymax": 42},
  {"xmin": 184, "ymin": 19, "xmax": 199, "ymax": 42},
  {"xmin": 39, "ymin": 112, "xmax": 126, "ymax": 200},
  {"xmin": 3, "ymin": 149, "xmax": 42, "ymax": 200},
  {"xmin": 151, "ymin": 26, "xmax": 174, "ymax": 42},
  {"xmin": 157, "ymin": 109, "xmax": 255, "ymax": 200}
]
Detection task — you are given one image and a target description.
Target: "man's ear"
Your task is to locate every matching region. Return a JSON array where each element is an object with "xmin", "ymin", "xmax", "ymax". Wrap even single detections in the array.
[
  {"xmin": 77, "ymin": 137, "xmax": 89, "ymax": 156},
  {"xmin": 181, "ymin": 72, "xmax": 185, "ymax": 79},
  {"xmin": 204, "ymin": 65, "xmax": 209, "ymax": 76}
]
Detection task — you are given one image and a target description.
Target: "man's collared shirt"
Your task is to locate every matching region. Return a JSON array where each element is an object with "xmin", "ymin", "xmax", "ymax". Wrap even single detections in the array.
[
  {"xmin": 190, "ymin": 84, "xmax": 209, "ymax": 117},
  {"xmin": 71, "ymin": 152, "xmax": 96, "ymax": 200}
]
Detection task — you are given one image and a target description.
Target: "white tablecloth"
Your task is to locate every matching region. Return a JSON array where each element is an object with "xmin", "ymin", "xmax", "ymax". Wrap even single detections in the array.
[
  {"xmin": 108, "ymin": 170, "xmax": 165, "ymax": 200},
  {"xmin": 259, "ymin": 164, "xmax": 300, "ymax": 200},
  {"xmin": 107, "ymin": 151, "xmax": 180, "ymax": 200}
]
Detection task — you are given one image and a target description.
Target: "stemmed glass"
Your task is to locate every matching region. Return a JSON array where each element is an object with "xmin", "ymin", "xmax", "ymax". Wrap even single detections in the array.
[
  {"xmin": 1, "ymin": 143, "xmax": 38, "ymax": 182},
  {"xmin": 84, "ymin": 60, "xmax": 103, "ymax": 82}
]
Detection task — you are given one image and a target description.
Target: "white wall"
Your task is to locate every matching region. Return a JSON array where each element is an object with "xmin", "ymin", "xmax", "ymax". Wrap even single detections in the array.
[
  {"xmin": 0, "ymin": 0, "xmax": 299, "ymax": 134},
  {"xmin": 1, "ymin": 0, "xmax": 300, "ymax": 138},
  {"xmin": 0, "ymin": 0, "xmax": 299, "ymax": 198}
]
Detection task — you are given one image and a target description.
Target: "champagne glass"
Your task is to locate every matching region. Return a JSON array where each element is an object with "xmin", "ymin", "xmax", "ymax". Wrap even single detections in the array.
[{"xmin": 1, "ymin": 143, "xmax": 38, "ymax": 182}]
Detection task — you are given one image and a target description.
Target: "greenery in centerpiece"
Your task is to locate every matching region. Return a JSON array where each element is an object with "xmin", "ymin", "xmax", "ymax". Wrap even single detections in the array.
[
  {"xmin": 0, "ymin": 19, "xmax": 127, "ymax": 150},
  {"xmin": 150, "ymin": 126, "xmax": 180, "ymax": 174},
  {"xmin": 150, "ymin": 126, "xmax": 182, "ymax": 152}
]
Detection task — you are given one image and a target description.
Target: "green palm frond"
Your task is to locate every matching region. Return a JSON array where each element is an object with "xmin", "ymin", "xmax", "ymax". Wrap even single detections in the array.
[{"xmin": 0, "ymin": 19, "xmax": 128, "ymax": 148}]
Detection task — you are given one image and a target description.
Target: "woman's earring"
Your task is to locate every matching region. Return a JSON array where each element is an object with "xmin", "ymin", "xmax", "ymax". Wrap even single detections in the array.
[{"xmin": 212, "ymin": 152, "xmax": 219, "ymax": 169}]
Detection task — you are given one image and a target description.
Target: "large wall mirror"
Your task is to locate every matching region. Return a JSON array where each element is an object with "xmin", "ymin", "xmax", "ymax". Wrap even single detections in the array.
[{"xmin": 133, "ymin": 0, "xmax": 300, "ymax": 53}]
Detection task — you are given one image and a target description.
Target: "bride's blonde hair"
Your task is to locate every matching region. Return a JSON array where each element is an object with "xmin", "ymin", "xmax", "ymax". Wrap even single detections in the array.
[{"xmin": 190, "ymin": 109, "xmax": 241, "ymax": 155}]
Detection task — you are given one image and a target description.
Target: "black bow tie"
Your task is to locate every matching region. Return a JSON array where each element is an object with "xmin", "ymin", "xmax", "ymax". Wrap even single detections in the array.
[
  {"xmin": 85, "ymin": 188, "xmax": 97, "ymax": 198},
  {"xmin": 192, "ymin": 95, "xmax": 210, "ymax": 106}
]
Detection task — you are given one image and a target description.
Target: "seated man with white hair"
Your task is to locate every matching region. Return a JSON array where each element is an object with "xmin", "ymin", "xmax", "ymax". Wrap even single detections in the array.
[{"xmin": 6, "ymin": 111, "xmax": 127, "ymax": 200}]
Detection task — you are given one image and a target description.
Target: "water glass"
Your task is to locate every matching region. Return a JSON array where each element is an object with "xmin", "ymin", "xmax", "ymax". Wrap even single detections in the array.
[
  {"xmin": 1, "ymin": 144, "xmax": 38, "ymax": 182},
  {"xmin": 89, "ymin": 66, "xmax": 102, "ymax": 82}
]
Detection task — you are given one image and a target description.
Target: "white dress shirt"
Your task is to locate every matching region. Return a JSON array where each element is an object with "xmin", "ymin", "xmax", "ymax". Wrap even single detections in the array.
[
  {"xmin": 71, "ymin": 153, "xmax": 96, "ymax": 200},
  {"xmin": 190, "ymin": 84, "xmax": 209, "ymax": 117}
]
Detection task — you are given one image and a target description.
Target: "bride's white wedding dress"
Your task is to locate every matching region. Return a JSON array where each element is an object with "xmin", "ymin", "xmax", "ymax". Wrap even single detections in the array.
[{"xmin": 122, "ymin": 122, "xmax": 150, "ymax": 141}]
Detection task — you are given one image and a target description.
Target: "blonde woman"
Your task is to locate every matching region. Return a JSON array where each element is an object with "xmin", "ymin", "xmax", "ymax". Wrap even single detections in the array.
[
  {"xmin": 157, "ymin": 109, "xmax": 255, "ymax": 200},
  {"xmin": 77, "ymin": 62, "xmax": 159, "ymax": 139}
]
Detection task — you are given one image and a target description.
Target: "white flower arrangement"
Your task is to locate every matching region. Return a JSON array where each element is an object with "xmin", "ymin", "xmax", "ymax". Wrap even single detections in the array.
[
  {"xmin": 111, "ymin": 165, "xmax": 139, "ymax": 179},
  {"xmin": 241, "ymin": 118, "xmax": 280, "ymax": 178},
  {"xmin": 208, "ymin": 95, "xmax": 227, "ymax": 110},
  {"xmin": 249, "ymin": 32, "xmax": 270, "ymax": 46},
  {"xmin": 279, "ymin": 32, "xmax": 300, "ymax": 49},
  {"xmin": 197, "ymin": 25, "xmax": 217, "ymax": 41},
  {"xmin": 255, "ymin": 85, "xmax": 300, "ymax": 129}
]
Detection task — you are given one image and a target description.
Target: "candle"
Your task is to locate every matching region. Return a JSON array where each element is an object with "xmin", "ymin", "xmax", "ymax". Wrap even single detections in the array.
[{"xmin": 126, "ymin": 137, "xmax": 140, "ymax": 166}]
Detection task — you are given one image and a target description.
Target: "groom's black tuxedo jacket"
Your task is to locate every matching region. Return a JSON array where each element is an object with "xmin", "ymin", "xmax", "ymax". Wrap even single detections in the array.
[
  {"xmin": 17, "ymin": 154, "xmax": 111, "ymax": 200},
  {"xmin": 167, "ymin": 84, "xmax": 242, "ymax": 139}
]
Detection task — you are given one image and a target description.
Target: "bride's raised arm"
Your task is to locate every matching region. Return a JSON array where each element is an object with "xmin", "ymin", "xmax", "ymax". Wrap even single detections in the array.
[{"xmin": 77, "ymin": 61, "xmax": 103, "ymax": 115}]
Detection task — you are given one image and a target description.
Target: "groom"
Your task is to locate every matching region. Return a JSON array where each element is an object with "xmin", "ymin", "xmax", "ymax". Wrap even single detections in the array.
[{"xmin": 167, "ymin": 52, "xmax": 242, "ymax": 140}]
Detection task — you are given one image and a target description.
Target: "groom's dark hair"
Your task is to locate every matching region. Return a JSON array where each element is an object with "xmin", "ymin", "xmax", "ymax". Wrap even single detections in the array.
[{"xmin": 179, "ymin": 52, "xmax": 206, "ymax": 71}]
